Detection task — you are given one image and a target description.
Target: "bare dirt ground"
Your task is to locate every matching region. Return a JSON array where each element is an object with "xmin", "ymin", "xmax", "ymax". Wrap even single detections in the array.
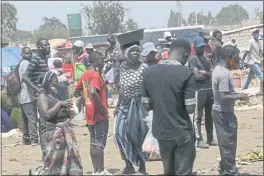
[{"xmin": 1, "ymin": 105, "xmax": 263, "ymax": 175}]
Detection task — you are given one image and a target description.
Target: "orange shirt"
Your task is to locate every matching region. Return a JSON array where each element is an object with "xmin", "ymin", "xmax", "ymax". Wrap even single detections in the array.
[{"xmin": 76, "ymin": 70, "xmax": 109, "ymax": 125}]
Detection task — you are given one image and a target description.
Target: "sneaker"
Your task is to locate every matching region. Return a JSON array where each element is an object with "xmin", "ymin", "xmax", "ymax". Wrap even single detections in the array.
[
  {"xmin": 197, "ymin": 140, "xmax": 209, "ymax": 149},
  {"xmin": 207, "ymin": 140, "xmax": 218, "ymax": 146},
  {"xmin": 98, "ymin": 169, "xmax": 113, "ymax": 175},
  {"xmin": 92, "ymin": 171, "xmax": 98, "ymax": 175},
  {"xmin": 31, "ymin": 143, "xmax": 38, "ymax": 146}
]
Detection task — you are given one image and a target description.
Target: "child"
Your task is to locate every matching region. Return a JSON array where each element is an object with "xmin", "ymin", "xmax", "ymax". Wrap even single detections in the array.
[{"xmin": 52, "ymin": 59, "xmax": 69, "ymax": 100}]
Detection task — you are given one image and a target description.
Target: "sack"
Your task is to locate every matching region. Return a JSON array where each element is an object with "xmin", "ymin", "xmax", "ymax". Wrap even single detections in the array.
[
  {"xmin": 142, "ymin": 111, "xmax": 161, "ymax": 161},
  {"xmin": 6, "ymin": 63, "xmax": 22, "ymax": 96}
]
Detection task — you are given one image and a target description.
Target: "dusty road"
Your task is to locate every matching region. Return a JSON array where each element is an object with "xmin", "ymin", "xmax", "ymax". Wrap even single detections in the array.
[{"xmin": 2, "ymin": 107, "xmax": 263, "ymax": 175}]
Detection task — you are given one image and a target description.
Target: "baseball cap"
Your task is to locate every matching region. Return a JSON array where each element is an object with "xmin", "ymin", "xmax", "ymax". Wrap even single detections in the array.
[
  {"xmin": 141, "ymin": 42, "xmax": 158, "ymax": 57},
  {"xmin": 251, "ymin": 28, "xmax": 259, "ymax": 34},
  {"xmin": 73, "ymin": 40, "xmax": 84, "ymax": 48},
  {"xmin": 85, "ymin": 43, "xmax": 94, "ymax": 49},
  {"xmin": 199, "ymin": 29, "xmax": 212, "ymax": 40},
  {"xmin": 194, "ymin": 36, "xmax": 207, "ymax": 47}
]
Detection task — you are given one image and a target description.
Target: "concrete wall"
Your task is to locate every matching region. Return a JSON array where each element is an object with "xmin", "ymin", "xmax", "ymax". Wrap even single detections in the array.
[{"xmin": 222, "ymin": 27, "xmax": 263, "ymax": 51}]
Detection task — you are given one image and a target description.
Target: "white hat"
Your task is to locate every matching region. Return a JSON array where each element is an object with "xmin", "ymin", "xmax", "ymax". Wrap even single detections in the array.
[
  {"xmin": 141, "ymin": 42, "xmax": 158, "ymax": 57},
  {"xmin": 163, "ymin": 31, "xmax": 172, "ymax": 39},
  {"xmin": 251, "ymin": 28, "xmax": 259, "ymax": 34},
  {"xmin": 85, "ymin": 43, "xmax": 94, "ymax": 49},
  {"xmin": 73, "ymin": 40, "xmax": 84, "ymax": 48}
]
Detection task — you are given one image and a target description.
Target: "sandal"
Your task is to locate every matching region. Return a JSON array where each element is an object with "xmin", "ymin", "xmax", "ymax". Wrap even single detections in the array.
[{"xmin": 29, "ymin": 166, "xmax": 43, "ymax": 176}]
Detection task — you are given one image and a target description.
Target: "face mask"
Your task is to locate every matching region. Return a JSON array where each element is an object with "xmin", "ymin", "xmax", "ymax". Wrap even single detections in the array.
[{"xmin": 254, "ymin": 34, "xmax": 260, "ymax": 39}]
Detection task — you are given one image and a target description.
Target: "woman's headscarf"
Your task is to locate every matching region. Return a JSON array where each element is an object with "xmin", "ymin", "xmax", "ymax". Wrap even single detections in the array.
[
  {"xmin": 37, "ymin": 71, "xmax": 56, "ymax": 89},
  {"xmin": 124, "ymin": 44, "xmax": 140, "ymax": 59}
]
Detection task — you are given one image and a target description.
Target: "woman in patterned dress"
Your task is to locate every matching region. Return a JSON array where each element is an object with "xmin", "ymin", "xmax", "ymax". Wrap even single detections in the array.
[
  {"xmin": 31, "ymin": 71, "xmax": 83, "ymax": 175},
  {"xmin": 114, "ymin": 42, "xmax": 149, "ymax": 175}
]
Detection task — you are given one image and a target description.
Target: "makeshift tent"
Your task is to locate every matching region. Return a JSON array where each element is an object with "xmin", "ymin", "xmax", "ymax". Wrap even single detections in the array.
[
  {"xmin": 1, "ymin": 47, "xmax": 22, "ymax": 67},
  {"xmin": 56, "ymin": 40, "xmax": 72, "ymax": 49}
]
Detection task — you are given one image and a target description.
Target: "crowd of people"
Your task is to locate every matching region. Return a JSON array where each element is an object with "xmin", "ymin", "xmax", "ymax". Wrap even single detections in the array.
[{"xmin": 8, "ymin": 26, "xmax": 263, "ymax": 176}]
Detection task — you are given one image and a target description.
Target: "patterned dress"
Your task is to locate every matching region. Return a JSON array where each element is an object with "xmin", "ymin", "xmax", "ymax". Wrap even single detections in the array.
[{"xmin": 115, "ymin": 62, "xmax": 149, "ymax": 166}]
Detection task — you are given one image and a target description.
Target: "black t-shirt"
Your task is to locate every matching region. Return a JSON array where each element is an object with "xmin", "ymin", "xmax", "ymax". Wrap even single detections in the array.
[
  {"xmin": 142, "ymin": 62, "xmax": 196, "ymax": 140},
  {"xmin": 188, "ymin": 55, "xmax": 213, "ymax": 89}
]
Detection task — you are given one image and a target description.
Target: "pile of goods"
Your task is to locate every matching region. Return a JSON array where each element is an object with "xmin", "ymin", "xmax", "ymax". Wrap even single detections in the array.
[
  {"xmin": 231, "ymin": 69, "xmax": 258, "ymax": 88},
  {"xmin": 235, "ymin": 99, "xmax": 254, "ymax": 106},
  {"xmin": 241, "ymin": 150, "xmax": 264, "ymax": 162},
  {"xmin": 231, "ymin": 70, "xmax": 249, "ymax": 77}
]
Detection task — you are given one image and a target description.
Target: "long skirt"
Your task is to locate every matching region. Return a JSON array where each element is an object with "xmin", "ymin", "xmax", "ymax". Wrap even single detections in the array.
[
  {"xmin": 42, "ymin": 119, "xmax": 83, "ymax": 175},
  {"xmin": 115, "ymin": 96, "xmax": 149, "ymax": 166}
]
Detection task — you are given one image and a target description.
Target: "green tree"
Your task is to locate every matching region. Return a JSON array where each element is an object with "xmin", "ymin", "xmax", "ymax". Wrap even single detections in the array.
[
  {"xmin": 207, "ymin": 11, "xmax": 214, "ymax": 26},
  {"xmin": 33, "ymin": 17, "xmax": 69, "ymax": 41},
  {"xmin": 208, "ymin": 11, "xmax": 213, "ymax": 21},
  {"xmin": 215, "ymin": 4, "xmax": 249, "ymax": 26},
  {"xmin": 188, "ymin": 12, "xmax": 196, "ymax": 25},
  {"xmin": 123, "ymin": 18, "xmax": 138, "ymax": 32},
  {"xmin": 197, "ymin": 12, "xmax": 210, "ymax": 25},
  {"xmin": 1, "ymin": 2, "xmax": 18, "ymax": 40},
  {"xmin": 187, "ymin": 12, "xmax": 209, "ymax": 25},
  {"xmin": 81, "ymin": 1, "xmax": 127, "ymax": 35},
  {"xmin": 167, "ymin": 10, "xmax": 186, "ymax": 27},
  {"xmin": 11, "ymin": 30, "xmax": 33, "ymax": 41},
  {"xmin": 257, "ymin": 11, "xmax": 263, "ymax": 24},
  {"xmin": 33, "ymin": 27, "xmax": 69, "ymax": 41},
  {"xmin": 39, "ymin": 17, "xmax": 67, "ymax": 29}
]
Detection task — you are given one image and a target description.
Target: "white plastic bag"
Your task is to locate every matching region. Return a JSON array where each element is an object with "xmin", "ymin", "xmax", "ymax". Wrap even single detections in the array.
[{"xmin": 142, "ymin": 111, "xmax": 161, "ymax": 161}]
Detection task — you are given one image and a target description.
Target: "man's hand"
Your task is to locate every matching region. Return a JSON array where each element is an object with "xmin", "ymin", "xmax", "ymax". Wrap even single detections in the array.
[
  {"xmin": 113, "ymin": 108, "xmax": 118, "ymax": 117},
  {"xmin": 100, "ymin": 107, "xmax": 108, "ymax": 117},
  {"xmin": 66, "ymin": 99, "xmax": 73, "ymax": 107},
  {"xmin": 199, "ymin": 70, "xmax": 211, "ymax": 77},
  {"xmin": 237, "ymin": 93, "xmax": 250, "ymax": 100},
  {"xmin": 60, "ymin": 101, "xmax": 70, "ymax": 108}
]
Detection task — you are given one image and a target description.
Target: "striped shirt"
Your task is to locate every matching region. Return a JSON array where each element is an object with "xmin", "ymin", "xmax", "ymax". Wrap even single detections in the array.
[{"xmin": 27, "ymin": 52, "xmax": 49, "ymax": 86}]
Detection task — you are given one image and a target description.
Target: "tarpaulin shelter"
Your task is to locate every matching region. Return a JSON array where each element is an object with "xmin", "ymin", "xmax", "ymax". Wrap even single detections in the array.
[
  {"xmin": 49, "ymin": 39, "xmax": 67, "ymax": 49},
  {"xmin": 56, "ymin": 40, "xmax": 72, "ymax": 49},
  {"xmin": 1, "ymin": 47, "xmax": 22, "ymax": 67}
]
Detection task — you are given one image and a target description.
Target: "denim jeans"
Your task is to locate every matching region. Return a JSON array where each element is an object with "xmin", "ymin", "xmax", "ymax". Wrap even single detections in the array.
[{"xmin": 243, "ymin": 63, "xmax": 263, "ymax": 89}]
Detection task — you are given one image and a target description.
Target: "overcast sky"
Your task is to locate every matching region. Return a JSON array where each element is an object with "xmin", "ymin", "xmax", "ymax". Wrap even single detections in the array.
[{"xmin": 6, "ymin": 1, "xmax": 264, "ymax": 31}]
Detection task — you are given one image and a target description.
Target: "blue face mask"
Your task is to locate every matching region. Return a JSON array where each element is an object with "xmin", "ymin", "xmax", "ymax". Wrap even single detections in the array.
[{"xmin": 254, "ymin": 34, "xmax": 260, "ymax": 39}]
